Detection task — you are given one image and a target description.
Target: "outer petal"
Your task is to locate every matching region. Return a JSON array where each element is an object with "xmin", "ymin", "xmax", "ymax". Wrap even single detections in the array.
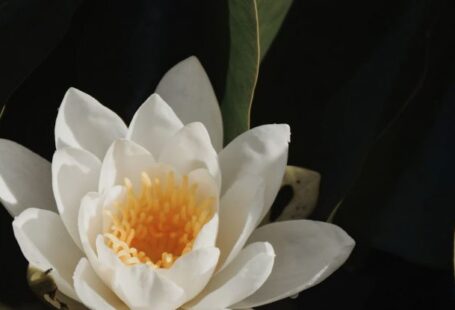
[
  {"xmin": 52, "ymin": 147, "xmax": 101, "ymax": 249},
  {"xmin": 55, "ymin": 88, "xmax": 127, "ymax": 159},
  {"xmin": 0, "ymin": 139, "xmax": 55, "ymax": 216},
  {"xmin": 13, "ymin": 208, "xmax": 83, "ymax": 300},
  {"xmin": 127, "ymin": 94, "xmax": 184, "ymax": 157},
  {"xmin": 98, "ymin": 139, "xmax": 155, "ymax": 192},
  {"xmin": 235, "ymin": 220, "xmax": 355, "ymax": 308},
  {"xmin": 73, "ymin": 258, "xmax": 128, "ymax": 310},
  {"xmin": 157, "ymin": 247, "xmax": 220, "ymax": 304},
  {"xmin": 156, "ymin": 56, "xmax": 223, "ymax": 151},
  {"xmin": 159, "ymin": 122, "xmax": 221, "ymax": 187},
  {"xmin": 186, "ymin": 242, "xmax": 275, "ymax": 310},
  {"xmin": 95, "ymin": 237, "xmax": 185, "ymax": 310},
  {"xmin": 218, "ymin": 124, "xmax": 290, "ymax": 221},
  {"xmin": 217, "ymin": 175, "xmax": 265, "ymax": 270}
]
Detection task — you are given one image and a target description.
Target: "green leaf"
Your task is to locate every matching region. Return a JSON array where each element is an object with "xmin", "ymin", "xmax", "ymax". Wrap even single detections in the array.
[
  {"xmin": 329, "ymin": 0, "xmax": 455, "ymax": 270},
  {"xmin": 257, "ymin": 0, "xmax": 293, "ymax": 61},
  {"xmin": 222, "ymin": 0, "xmax": 292, "ymax": 144},
  {"xmin": 314, "ymin": 0, "xmax": 426, "ymax": 220}
]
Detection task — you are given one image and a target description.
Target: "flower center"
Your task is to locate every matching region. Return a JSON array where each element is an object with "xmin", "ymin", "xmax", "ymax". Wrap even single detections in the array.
[{"xmin": 104, "ymin": 171, "xmax": 215, "ymax": 268}]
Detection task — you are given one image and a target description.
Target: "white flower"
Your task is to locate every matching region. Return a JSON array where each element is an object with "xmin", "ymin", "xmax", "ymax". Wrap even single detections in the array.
[{"xmin": 0, "ymin": 57, "xmax": 354, "ymax": 310}]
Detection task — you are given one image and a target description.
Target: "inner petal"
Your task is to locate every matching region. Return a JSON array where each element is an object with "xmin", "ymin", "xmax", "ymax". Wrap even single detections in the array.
[{"xmin": 103, "ymin": 171, "xmax": 215, "ymax": 269}]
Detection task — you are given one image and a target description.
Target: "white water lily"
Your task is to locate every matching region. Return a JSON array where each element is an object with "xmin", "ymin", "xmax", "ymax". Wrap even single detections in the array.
[{"xmin": 0, "ymin": 56, "xmax": 354, "ymax": 310}]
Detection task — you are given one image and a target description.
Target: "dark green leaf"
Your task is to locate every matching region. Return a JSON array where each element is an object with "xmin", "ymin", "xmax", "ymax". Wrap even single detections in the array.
[
  {"xmin": 257, "ymin": 0, "xmax": 293, "ymax": 61},
  {"xmin": 335, "ymin": 75, "xmax": 455, "ymax": 270},
  {"xmin": 222, "ymin": 0, "xmax": 292, "ymax": 143},
  {"xmin": 222, "ymin": 0, "xmax": 260, "ymax": 143},
  {"xmin": 313, "ymin": 0, "xmax": 427, "ymax": 219},
  {"xmin": 0, "ymin": 0, "xmax": 83, "ymax": 103},
  {"xmin": 332, "ymin": 0, "xmax": 455, "ymax": 269}
]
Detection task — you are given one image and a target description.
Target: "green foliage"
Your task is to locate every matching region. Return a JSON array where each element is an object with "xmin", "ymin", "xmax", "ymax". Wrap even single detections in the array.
[{"xmin": 222, "ymin": 0, "xmax": 292, "ymax": 144}]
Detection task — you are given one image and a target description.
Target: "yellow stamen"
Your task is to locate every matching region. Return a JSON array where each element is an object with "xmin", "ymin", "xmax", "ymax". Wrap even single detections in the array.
[{"xmin": 104, "ymin": 171, "xmax": 215, "ymax": 269}]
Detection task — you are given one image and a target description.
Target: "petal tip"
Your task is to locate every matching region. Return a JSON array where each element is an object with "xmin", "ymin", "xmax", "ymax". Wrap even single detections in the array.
[
  {"xmin": 186, "ymin": 121, "xmax": 206, "ymax": 132},
  {"xmin": 278, "ymin": 123, "xmax": 291, "ymax": 143},
  {"xmin": 62, "ymin": 87, "xmax": 90, "ymax": 106},
  {"xmin": 263, "ymin": 242, "xmax": 276, "ymax": 257},
  {"xmin": 147, "ymin": 93, "xmax": 165, "ymax": 103},
  {"xmin": 182, "ymin": 55, "xmax": 202, "ymax": 68},
  {"xmin": 66, "ymin": 86, "xmax": 82, "ymax": 95}
]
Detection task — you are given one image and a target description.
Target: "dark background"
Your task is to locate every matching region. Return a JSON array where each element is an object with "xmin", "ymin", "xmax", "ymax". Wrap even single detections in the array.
[{"xmin": 0, "ymin": 0, "xmax": 454, "ymax": 309}]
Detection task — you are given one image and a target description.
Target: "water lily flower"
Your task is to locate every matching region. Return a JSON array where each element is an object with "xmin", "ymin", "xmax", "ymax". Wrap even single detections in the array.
[{"xmin": 0, "ymin": 56, "xmax": 355, "ymax": 310}]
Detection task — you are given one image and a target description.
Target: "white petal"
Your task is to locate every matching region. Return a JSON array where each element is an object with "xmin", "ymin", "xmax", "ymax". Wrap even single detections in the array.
[
  {"xmin": 235, "ymin": 220, "xmax": 355, "ymax": 308},
  {"xmin": 78, "ymin": 193, "xmax": 102, "ymax": 265},
  {"xmin": 159, "ymin": 122, "xmax": 221, "ymax": 188},
  {"xmin": 99, "ymin": 139, "xmax": 155, "ymax": 192},
  {"xmin": 193, "ymin": 213, "xmax": 219, "ymax": 250},
  {"xmin": 95, "ymin": 237, "xmax": 185, "ymax": 310},
  {"xmin": 188, "ymin": 168, "xmax": 220, "ymax": 250},
  {"xmin": 156, "ymin": 56, "xmax": 223, "ymax": 151},
  {"xmin": 218, "ymin": 124, "xmax": 290, "ymax": 221},
  {"xmin": 13, "ymin": 208, "xmax": 83, "ymax": 300},
  {"xmin": 127, "ymin": 94, "xmax": 184, "ymax": 157},
  {"xmin": 187, "ymin": 242, "xmax": 275, "ymax": 310},
  {"xmin": 78, "ymin": 190, "xmax": 127, "ymax": 295},
  {"xmin": 188, "ymin": 168, "xmax": 220, "ymax": 210},
  {"xmin": 93, "ymin": 235, "xmax": 123, "ymax": 284},
  {"xmin": 52, "ymin": 147, "xmax": 101, "ymax": 249},
  {"xmin": 73, "ymin": 258, "xmax": 128, "ymax": 310},
  {"xmin": 157, "ymin": 247, "xmax": 220, "ymax": 304},
  {"xmin": 0, "ymin": 139, "xmax": 56, "ymax": 216},
  {"xmin": 217, "ymin": 175, "xmax": 264, "ymax": 270},
  {"xmin": 78, "ymin": 188, "xmax": 125, "ymax": 271},
  {"xmin": 78, "ymin": 188, "xmax": 126, "ymax": 267},
  {"xmin": 55, "ymin": 88, "xmax": 127, "ymax": 159},
  {"xmin": 114, "ymin": 264, "xmax": 185, "ymax": 310}
]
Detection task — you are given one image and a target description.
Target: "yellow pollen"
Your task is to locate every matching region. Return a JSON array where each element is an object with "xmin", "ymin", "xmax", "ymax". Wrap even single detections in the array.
[{"xmin": 104, "ymin": 171, "xmax": 215, "ymax": 269}]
